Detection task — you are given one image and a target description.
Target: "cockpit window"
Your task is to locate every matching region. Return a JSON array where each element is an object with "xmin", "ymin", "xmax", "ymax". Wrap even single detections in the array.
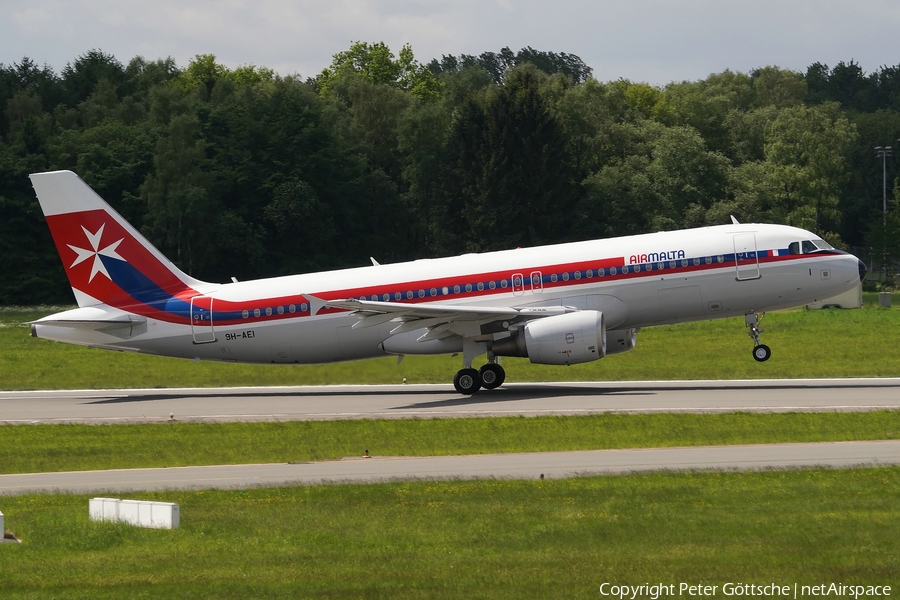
[{"xmin": 789, "ymin": 239, "xmax": 834, "ymax": 255}]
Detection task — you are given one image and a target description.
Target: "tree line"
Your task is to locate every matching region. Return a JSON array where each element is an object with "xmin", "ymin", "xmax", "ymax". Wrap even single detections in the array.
[{"xmin": 2, "ymin": 44, "xmax": 899, "ymax": 304}]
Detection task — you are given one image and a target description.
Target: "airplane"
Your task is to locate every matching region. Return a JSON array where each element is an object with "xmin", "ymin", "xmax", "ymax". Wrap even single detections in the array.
[{"xmin": 28, "ymin": 170, "xmax": 867, "ymax": 394}]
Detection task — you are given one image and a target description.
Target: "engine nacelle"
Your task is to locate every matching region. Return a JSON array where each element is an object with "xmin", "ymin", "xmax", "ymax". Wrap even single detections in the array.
[
  {"xmin": 493, "ymin": 311, "xmax": 607, "ymax": 365},
  {"xmin": 606, "ymin": 328, "xmax": 638, "ymax": 355}
]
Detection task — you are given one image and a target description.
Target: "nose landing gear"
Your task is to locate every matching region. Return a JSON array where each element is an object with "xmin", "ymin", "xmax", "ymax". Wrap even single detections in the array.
[{"xmin": 745, "ymin": 312, "xmax": 771, "ymax": 362}]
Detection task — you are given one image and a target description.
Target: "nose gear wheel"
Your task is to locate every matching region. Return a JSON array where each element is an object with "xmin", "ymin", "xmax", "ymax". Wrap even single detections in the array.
[
  {"xmin": 745, "ymin": 312, "xmax": 771, "ymax": 362},
  {"xmin": 753, "ymin": 344, "xmax": 771, "ymax": 362}
]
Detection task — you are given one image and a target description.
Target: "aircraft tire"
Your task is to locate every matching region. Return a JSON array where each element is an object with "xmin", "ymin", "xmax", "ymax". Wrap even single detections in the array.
[
  {"xmin": 454, "ymin": 368, "xmax": 481, "ymax": 395},
  {"xmin": 752, "ymin": 344, "xmax": 771, "ymax": 362},
  {"xmin": 479, "ymin": 363, "xmax": 505, "ymax": 389}
]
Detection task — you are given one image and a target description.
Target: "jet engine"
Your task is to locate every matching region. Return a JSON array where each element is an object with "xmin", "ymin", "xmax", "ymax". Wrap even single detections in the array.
[
  {"xmin": 492, "ymin": 310, "xmax": 606, "ymax": 365},
  {"xmin": 606, "ymin": 328, "xmax": 638, "ymax": 355}
]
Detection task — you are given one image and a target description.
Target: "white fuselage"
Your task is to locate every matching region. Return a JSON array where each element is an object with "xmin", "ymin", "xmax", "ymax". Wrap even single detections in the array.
[{"xmin": 33, "ymin": 223, "xmax": 862, "ymax": 365}]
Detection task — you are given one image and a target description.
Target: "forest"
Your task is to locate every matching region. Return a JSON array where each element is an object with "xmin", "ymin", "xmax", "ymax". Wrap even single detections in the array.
[{"xmin": 1, "ymin": 42, "xmax": 900, "ymax": 304}]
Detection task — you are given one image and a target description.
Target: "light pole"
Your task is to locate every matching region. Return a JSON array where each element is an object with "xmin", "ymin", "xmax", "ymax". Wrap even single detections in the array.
[{"xmin": 875, "ymin": 145, "xmax": 892, "ymax": 280}]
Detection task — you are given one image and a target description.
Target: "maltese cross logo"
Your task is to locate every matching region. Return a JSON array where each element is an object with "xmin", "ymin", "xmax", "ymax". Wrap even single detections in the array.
[{"xmin": 67, "ymin": 224, "xmax": 125, "ymax": 282}]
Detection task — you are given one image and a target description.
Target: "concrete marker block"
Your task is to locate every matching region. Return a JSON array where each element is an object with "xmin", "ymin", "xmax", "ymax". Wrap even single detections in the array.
[
  {"xmin": 90, "ymin": 497, "xmax": 120, "ymax": 522},
  {"xmin": 88, "ymin": 498, "xmax": 180, "ymax": 529},
  {"xmin": 89, "ymin": 498, "xmax": 104, "ymax": 521},
  {"xmin": 138, "ymin": 501, "xmax": 153, "ymax": 527},
  {"xmin": 150, "ymin": 502, "xmax": 180, "ymax": 529},
  {"xmin": 118, "ymin": 500, "xmax": 141, "ymax": 526},
  {"xmin": 149, "ymin": 502, "xmax": 172, "ymax": 529},
  {"xmin": 101, "ymin": 498, "xmax": 120, "ymax": 522}
]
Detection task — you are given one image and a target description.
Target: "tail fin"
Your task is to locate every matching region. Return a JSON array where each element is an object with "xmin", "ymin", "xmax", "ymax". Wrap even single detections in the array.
[{"xmin": 30, "ymin": 170, "xmax": 209, "ymax": 311}]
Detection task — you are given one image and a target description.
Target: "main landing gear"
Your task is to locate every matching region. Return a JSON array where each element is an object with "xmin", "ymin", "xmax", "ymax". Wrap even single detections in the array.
[
  {"xmin": 453, "ymin": 351, "xmax": 506, "ymax": 395},
  {"xmin": 745, "ymin": 312, "xmax": 771, "ymax": 362}
]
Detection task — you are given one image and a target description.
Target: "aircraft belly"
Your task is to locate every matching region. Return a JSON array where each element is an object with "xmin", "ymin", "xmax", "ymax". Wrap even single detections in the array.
[
  {"xmin": 658, "ymin": 285, "xmax": 703, "ymax": 322},
  {"xmin": 252, "ymin": 316, "xmax": 390, "ymax": 364},
  {"xmin": 241, "ymin": 316, "xmax": 385, "ymax": 364},
  {"xmin": 337, "ymin": 323, "xmax": 394, "ymax": 361}
]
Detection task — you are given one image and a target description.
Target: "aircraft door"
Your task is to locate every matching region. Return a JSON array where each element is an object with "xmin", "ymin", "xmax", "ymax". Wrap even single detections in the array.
[
  {"xmin": 733, "ymin": 233, "xmax": 760, "ymax": 280},
  {"xmin": 512, "ymin": 273, "xmax": 525, "ymax": 296},
  {"xmin": 530, "ymin": 271, "xmax": 544, "ymax": 294},
  {"xmin": 190, "ymin": 295, "xmax": 217, "ymax": 344}
]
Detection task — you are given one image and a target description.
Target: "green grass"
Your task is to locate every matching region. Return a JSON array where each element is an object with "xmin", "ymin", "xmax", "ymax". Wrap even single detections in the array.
[
  {"xmin": 2, "ymin": 411, "xmax": 899, "ymax": 474},
  {"xmin": 1, "ymin": 306, "xmax": 897, "ymax": 596},
  {"xmin": 0, "ymin": 469, "xmax": 897, "ymax": 598},
  {"xmin": 2, "ymin": 295, "xmax": 899, "ymax": 390}
]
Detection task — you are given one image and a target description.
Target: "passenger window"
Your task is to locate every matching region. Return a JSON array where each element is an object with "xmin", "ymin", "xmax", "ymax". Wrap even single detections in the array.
[{"xmin": 788, "ymin": 242, "xmax": 800, "ymax": 255}]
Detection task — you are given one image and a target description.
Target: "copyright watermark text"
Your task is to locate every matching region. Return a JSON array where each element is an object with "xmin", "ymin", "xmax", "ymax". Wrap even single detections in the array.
[{"xmin": 599, "ymin": 583, "xmax": 892, "ymax": 599}]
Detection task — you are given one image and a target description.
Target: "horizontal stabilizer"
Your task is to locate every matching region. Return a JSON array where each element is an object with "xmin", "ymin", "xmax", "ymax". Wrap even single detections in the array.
[{"xmin": 31, "ymin": 307, "xmax": 146, "ymax": 331}]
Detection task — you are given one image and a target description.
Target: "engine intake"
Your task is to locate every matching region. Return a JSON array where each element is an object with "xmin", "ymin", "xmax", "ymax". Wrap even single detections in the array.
[{"xmin": 492, "ymin": 311, "xmax": 607, "ymax": 365}]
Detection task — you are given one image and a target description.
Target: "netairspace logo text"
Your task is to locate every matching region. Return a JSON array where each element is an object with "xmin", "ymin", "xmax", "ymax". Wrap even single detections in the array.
[{"xmin": 599, "ymin": 583, "xmax": 892, "ymax": 600}]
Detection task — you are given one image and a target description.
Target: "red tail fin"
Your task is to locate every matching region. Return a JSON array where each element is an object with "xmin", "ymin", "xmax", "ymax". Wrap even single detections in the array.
[{"xmin": 30, "ymin": 170, "xmax": 209, "ymax": 312}]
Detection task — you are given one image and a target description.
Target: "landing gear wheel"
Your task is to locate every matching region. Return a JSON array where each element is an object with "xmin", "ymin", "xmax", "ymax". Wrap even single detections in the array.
[
  {"xmin": 479, "ymin": 363, "xmax": 506, "ymax": 390},
  {"xmin": 453, "ymin": 368, "xmax": 481, "ymax": 395},
  {"xmin": 752, "ymin": 344, "xmax": 771, "ymax": 362}
]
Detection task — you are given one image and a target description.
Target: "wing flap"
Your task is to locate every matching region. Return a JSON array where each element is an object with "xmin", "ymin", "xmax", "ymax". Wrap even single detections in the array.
[
  {"xmin": 309, "ymin": 295, "xmax": 576, "ymax": 342},
  {"xmin": 321, "ymin": 297, "xmax": 523, "ymax": 319}
]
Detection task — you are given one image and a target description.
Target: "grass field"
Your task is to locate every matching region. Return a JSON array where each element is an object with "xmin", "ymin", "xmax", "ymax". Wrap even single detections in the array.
[
  {"xmin": 1, "ymin": 295, "xmax": 899, "ymax": 390},
  {"xmin": 2, "ymin": 411, "xmax": 900, "ymax": 474},
  {"xmin": 0, "ymin": 469, "xmax": 897, "ymax": 598},
  {"xmin": 1, "ymin": 302, "xmax": 898, "ymax": 596}
]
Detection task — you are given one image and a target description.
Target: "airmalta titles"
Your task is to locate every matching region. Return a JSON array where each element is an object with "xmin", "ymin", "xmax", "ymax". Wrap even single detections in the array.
[{"xmin": 628, "ymin": 249, "xmax": 686, "ymax": 265}]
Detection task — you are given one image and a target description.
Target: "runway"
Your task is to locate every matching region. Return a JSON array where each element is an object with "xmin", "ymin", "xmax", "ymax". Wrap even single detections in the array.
[
  {"xmin": 1, "ymin": 378, "xmax": 899, "ymax": 424},
  {"xmin": 2, "ymin": 380, "xmax": 898, "ymax": 494},
  {"xmin": 1, "ymin": 440, "xmax": 898, "ymax": 495}
]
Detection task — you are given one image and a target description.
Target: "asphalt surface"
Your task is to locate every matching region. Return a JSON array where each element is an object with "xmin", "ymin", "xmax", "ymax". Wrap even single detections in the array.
[
  {"xmin": 2, "ymin": 440, "xmax": 898, "ymax": 496},
  {"xmin": 2, "ymin": 379, "xmax": 898, "ymax": 495},
  {"xmin": 2, "ymin": 378, "xmax": 900, "ymax": 424}
]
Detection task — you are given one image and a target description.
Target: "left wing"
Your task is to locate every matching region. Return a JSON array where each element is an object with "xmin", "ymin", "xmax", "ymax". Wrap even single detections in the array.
[{"xmin": 312, "ymin": 296, "xmax": 573, "ymax": 341}]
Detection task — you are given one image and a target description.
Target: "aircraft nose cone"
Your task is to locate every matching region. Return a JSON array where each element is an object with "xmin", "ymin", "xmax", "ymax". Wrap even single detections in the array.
[{"xmin": 858, "ymin": 259, "xmax": 867, "ymax": 282}]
